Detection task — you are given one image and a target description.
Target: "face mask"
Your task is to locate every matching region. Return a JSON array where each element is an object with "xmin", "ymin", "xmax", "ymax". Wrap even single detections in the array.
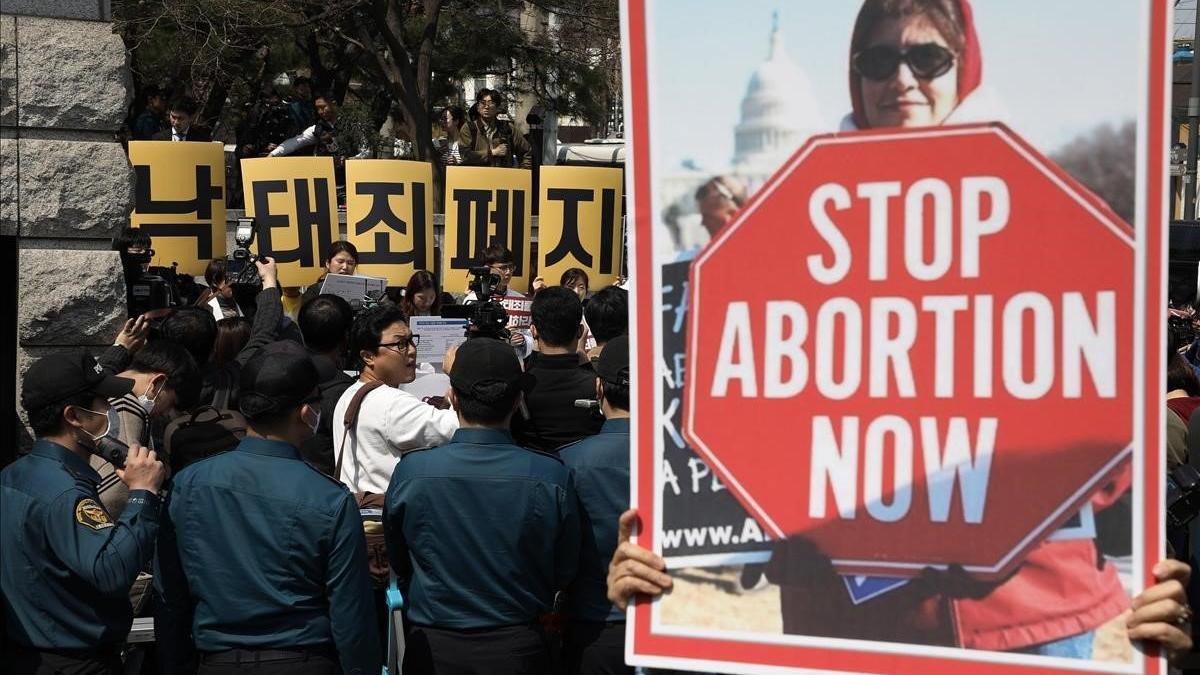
[
  {"xmin": 74, "ymin": 407, "xmax": 116, "ymax": 446},
  {"xmin": 136, "ymin": 382, "xmax": 162, "ymax": 416},
  {"xmin": 302, "ymin": 406, "xmax": 321, "ymax": 436}
]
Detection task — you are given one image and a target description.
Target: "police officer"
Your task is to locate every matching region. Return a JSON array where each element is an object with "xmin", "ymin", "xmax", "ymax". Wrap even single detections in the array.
[
  {"xmin": 384, "ymin": 338, "xmax": 581, "ymax": 674},
  {"xmin": 558, "ymin": 336, "xmax": 632, "ymax": 675},
  {"xmin": 2, "ymin": 353, "xmax": 166, "ymax": 675},
  {"xmin": 154, "ymin": 341, "xmax": 379, "ymax": 675}
]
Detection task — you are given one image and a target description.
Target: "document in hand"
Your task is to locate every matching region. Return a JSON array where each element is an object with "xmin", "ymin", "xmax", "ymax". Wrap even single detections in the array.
[{"xmin": 319, "ymin": 274, "xmax": 387, "ymax": 307}]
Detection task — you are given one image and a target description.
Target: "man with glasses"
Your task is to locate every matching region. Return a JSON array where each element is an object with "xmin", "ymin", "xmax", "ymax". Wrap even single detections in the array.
[
  {"xmin": 465, "ymin": 242, "xmax": 535, "ymax": 357},
  {"xmin": 458, "ymin": 88, "xmax": 532, "ymax": 168},
  {"xmin": 333, "ymin": 306, "xmax": 459, "ymax": 494}
]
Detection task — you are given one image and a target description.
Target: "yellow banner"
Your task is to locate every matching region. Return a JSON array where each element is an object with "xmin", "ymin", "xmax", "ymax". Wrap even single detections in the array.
[
  {"xmin": 240, "ymin": 157, "xmax": 339, "ymax": 287},
  {"xmin": 129, "ymin": 141, "xmax": 226, "ymax": 276},
  {"xmin": 537, "ymin": 166, "xmax": 624, "ymax": 288},
  {"xmin": 345, "ymin": 160, "xmax": 435, "ymax": 286},
  {"xmin": 443, "ymin": 166, "xmax": 534, "ymax": 294}
]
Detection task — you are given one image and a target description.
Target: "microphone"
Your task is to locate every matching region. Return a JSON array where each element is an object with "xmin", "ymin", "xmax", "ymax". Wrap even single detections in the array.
[{"xmin": 574, "ymin": 399, "xmax": 599, "ymax": 410}]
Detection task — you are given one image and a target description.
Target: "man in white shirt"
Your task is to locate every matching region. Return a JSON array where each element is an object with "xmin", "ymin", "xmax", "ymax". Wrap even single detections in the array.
[{"xmin": 333, "ymin": 306, "xmax": 458, "ymax": 493}]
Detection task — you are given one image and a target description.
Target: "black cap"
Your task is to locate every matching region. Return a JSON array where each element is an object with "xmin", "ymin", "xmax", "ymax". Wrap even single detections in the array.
[
  {"xmin": 238, "ymin": 342, "xmax": 319, "ymax": 419},
  {"xmin": 595, "ymin": 335, "xmax": 630, "ymax": 386},
  {"xmin": 449, "ymin": 338, "xmax": 528, "ymax": 396},
  {"xmin": 21, "ymin": 352, "xmax": 135, "ymax": 412}
]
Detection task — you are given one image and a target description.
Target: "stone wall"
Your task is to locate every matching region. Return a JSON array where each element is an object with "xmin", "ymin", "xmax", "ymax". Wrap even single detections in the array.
[{"xmin": 0, "ymin": 2, "xmax": 131, "ymax": 442}]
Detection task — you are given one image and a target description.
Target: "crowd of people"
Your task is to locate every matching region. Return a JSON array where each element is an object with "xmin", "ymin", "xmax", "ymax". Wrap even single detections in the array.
[
  {"xmin": 127, "ymin": 80, "xmax": 534, "ymax": 208},
  {"xmin": 8, "ymin": 0, "xmax": 1197, "ymax": 672},
  {"xmin": 2, "ymin": 224, "xmax": 640, "ymax": 675}
]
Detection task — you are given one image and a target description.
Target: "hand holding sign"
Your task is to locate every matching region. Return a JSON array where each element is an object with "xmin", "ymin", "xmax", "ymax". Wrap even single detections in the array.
[{"xmin": 607, "ymin": 509, "xmax": 672, "ymax": 611}]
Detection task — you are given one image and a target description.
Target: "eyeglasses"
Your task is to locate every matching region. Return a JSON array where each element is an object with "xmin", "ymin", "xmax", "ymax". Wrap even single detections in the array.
[
  {"xmin": 489, "ymin": 264, "xmax": 515, "ymax": 274},
  {"xmin": 379, "ymin": 335, "xmax": 420, "ymax": 352},
  {"xmin": 852, "ymin": 43, "xmax": 955, "ymax": 82}
]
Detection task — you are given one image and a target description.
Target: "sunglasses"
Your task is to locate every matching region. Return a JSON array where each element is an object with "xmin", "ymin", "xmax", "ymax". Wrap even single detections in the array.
[{"xmin": 852, "ymin": 43, "xmax": 955, "ymax": 81}]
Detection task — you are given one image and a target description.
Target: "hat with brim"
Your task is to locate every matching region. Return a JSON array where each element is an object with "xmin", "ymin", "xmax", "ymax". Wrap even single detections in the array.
[{"xmin": 20, "ymin": 352, "xmax": 135, "ymax": 412}]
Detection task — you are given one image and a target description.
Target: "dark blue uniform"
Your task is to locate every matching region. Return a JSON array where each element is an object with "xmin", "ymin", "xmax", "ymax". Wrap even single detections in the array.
[
  {"xmin": 1, "ymin": 441, "xmax": 159, "ymax": 652},
  {"xmin": 384, "ymin": 427, "xmax": 581, "ymax": 673},
  {"xmin": 559, "ymin": 418, "xmax": 632, "ymax": 675},
  {"xmin": 155, "ymin": 437, "xmax": 379, "ymax": 675}
]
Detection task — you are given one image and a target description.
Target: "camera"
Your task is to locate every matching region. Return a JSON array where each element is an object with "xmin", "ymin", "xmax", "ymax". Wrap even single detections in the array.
[
  {"xmin": 226, "ymin": 218, "xmax": 263, "ymax": 288},
  {"xmin": 123, "ymin": 248, "xmax": 194, "ymax": 317},
  {"xmin": 441, "ymin": 266, "xmax": 509, "ymax": 340}
]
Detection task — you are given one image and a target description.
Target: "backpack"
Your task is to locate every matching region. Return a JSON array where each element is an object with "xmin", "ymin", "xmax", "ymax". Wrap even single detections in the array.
[
  {"xmin": 163, "ymin": 385, "xmax": 247, "ymax": 474},
  {"xmin": 336, "ymin": 381, "xmax": 390, "ymax": 588}
]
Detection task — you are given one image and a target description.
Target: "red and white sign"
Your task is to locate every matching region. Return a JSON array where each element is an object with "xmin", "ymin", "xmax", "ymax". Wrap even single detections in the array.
[
  {"xmin": 684, "ymin": 124, "xmax": 1133, "ymax": 579},
  {"xmin": 625, "ymin": 1, "xmax": 1169, "ymax": 674}
]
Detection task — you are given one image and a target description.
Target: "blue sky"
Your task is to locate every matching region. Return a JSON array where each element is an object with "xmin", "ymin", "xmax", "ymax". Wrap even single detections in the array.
[{"xmin": 647, "ymin": 0, "xmax": 1144, "ymax": 173}]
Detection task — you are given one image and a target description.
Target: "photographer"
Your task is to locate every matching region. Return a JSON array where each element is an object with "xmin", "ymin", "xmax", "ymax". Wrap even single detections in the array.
[
  {"xmin": 464, "ymin": 243, "xmax": 533, "ymax": 356},
  {"xmin": 159, "ymin": 257, "xmax": 282, "ymax": 409},
  {"xmin": 458, "ymin": 89, "xmax": 531, "ymax": 168},
  {"xmin": 112, "ymin": 226, "xmax": 191, "ymax": 317},
  {"xmin": 195, "ymin": 259, "xmax": 244, "ymax": 322}
]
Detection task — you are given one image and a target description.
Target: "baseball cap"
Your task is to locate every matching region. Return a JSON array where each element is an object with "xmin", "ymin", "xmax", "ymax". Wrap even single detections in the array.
[
  {"xmin": 449, "ymin": 338, "xmax": 529, "ymax": 397},
  {"xmin": 594, "ymin": 335, "xmax": 630, "ymax": 386},
  {"xmin": 238, "ymin": 342, "xmax": 319, "ymax": 419},
  {"xmin": 21, "ymin": 352, "xmax": 135, "ymax": 412}
]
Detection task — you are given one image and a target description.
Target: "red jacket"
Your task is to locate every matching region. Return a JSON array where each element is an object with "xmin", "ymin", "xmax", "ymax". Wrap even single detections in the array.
[{"xmin": 767, "ymin": 461, "xmax": 1131, "ymax": 650}]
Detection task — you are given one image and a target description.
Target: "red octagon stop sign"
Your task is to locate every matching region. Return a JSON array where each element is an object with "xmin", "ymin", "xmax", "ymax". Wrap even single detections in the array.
[{"xmin": 684, "ymin": 124, "xmax": 1135, "ymax": 579}]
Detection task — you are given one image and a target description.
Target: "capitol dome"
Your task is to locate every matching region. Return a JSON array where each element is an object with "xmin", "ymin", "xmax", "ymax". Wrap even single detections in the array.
[{"xmin": 732, "ymin": 13, "xmax": 825, "ymax": 185}]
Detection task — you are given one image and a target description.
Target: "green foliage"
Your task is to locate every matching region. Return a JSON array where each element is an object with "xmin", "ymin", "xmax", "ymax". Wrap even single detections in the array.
[{"xmin": 114, "ymin": 0, "xmax": 622, "ymax": 144}]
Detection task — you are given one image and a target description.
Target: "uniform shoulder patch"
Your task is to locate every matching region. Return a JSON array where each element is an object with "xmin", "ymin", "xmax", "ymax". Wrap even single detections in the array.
[{"xmin": 75, "ymin": 497, "xmax": 114, "ymax": 530}]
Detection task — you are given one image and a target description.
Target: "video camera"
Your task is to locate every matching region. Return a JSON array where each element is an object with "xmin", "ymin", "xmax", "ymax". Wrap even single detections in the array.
[
  {"xmin": 226, "ymin": 218, "xmax": 263, "ymax": 288},
  {"xmin": 441, "ymin": 266, "xmax": 509, "ymax": 340},
  {"xmin": 123, "ymin": 248, "xmax": 196, "ymax": 317}
]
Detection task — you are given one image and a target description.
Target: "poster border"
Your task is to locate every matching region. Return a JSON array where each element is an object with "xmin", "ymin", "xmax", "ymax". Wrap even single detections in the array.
[{"xmin": 625, "ymin": 0, "xmax": 1169, "ymax": 673}]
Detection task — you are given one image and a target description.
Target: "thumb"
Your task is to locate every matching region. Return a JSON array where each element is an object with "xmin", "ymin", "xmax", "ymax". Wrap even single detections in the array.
[{"xmin": 617, "ymin": 509, "xmax": 640, "ymax": 545}]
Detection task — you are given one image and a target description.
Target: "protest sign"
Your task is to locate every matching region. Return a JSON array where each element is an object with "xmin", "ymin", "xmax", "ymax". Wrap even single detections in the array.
[
  {"xmin": 443, "ymin": 166, "xmax": 533, "ymax": 293},
  {"xmin": 240, "ymin": 157, "xmax": 338, "ymax": 287},
  {"xmin": 537, "ymin": 166, "xmax": 624, "ymax": 287},
  {"xmin": 129, "ymin": 141, "xmax": 226, "ymax": 275},
  {"xmin": 624, "ymin": 0, "xmax": 1169, "ymax": 673},
  {"xmin": 345, "ymin": 160, "xmax": 435, "ymax": 285}
]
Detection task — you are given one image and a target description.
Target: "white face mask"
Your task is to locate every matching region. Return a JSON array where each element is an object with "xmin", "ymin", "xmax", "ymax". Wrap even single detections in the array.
[
  {"xmin": 302, "ymin": 405, "xmax": 321, "ymax": 437},
  {"xmin": 75, "ymin": 407, "xmax": 116, "ymax": 445},
  {"xmin": 135, "ymin": 381, "xmax": 162, "ymax": 416}
]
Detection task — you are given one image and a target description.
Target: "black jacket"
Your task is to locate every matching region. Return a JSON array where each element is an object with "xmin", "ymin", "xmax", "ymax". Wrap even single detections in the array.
[
  {"xmin": 511, "ymin": 352, "xmax": 603, "ymax": 452},
  {"xmin": 299, "ymin": 352, "xmax": 355, "ymax": 476},
  {"xmin": 198, "ymin": 286, "xmax": 284, "ymax": 410}
]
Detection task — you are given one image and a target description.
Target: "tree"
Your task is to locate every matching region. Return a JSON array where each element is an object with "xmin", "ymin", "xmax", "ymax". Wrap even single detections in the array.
[{"xmin": 115, "ymin": 0, "xmax": 621, "ymax": 158}]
